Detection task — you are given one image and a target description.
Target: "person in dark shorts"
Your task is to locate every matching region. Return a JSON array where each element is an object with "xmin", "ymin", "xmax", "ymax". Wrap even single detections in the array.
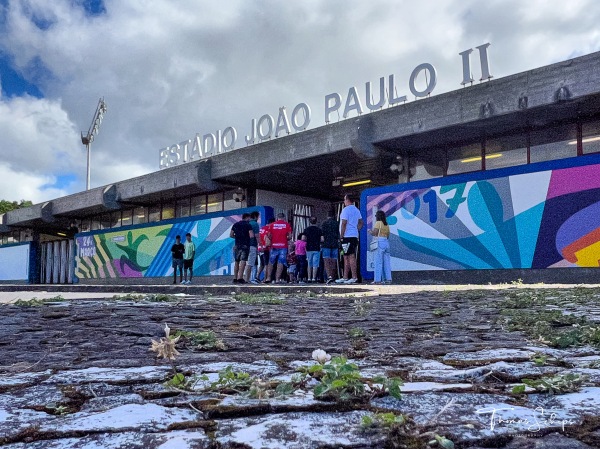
[
  {"xmin": 321, "ymin": 209, "xmax": 340, "ymax": 284},
  {"xmin": 230, "ymin": 213, "xmax": 254, "ymax": 284},
  {"xmin": 244, "ymin": 210, "xmax": 261, "ymax": 284},
  {"xmin": 336, "ymin": 194, "xmax": 363, "ymax": 284},
  {"xmin": 171, "ymin": 235, "xmax": 185, "ymax": 284},
  {"xmin": 182, "ymin": 232, "xmax": 195, "ymax": 284},
  {"xmin": 303, "ymin": 216, "xmax": 323, "ymax": 282}
]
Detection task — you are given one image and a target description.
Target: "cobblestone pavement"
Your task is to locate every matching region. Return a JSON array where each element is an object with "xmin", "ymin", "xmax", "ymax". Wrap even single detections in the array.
[{"xmin": 1, "ymin": 284, "xmax": 600, "ymax": 448}]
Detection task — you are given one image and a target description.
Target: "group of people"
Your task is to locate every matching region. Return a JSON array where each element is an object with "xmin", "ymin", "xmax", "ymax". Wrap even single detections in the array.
[{"xmin": 170, "ymin": 193, "xmax": 393, "ymax": 285}]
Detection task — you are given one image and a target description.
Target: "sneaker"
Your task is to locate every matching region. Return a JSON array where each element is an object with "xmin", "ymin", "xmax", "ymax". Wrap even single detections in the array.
[
  {"xmin": 299, "ymin": 280, "xmax": 306, "ymax": 285},
  {"xmin": 186, "ymin": 280, "xmax": 192, "ymax": 285},
  {"xmin": 335, "ymin": 278, "xmax": 348, "ymax": 284},
  {"xmin": 232, "ymin": 279, "xmax": 239, "ymax": 284},
  {"xmin": 180, "ymin": 280, "xmax": 186, "ymax": 284},
  {"xmin": 250, "ymin": 279, "xmax": 259, "ymax": 284},
  {"xmin": 326, "ymin": 277, "xmax": 334, "ymax": 285},
  {"xmin": 344, "ymin": 278, "xmax": 358, "ymax": 284},
  {"xmin": 311, "ymin": 279, "xmax": 317, "ymax": 283},
  {"xmin": 237, "ymin": 279, "xmax": 246, "ymax": 284},
  {"xmin": 370, "ymin": 281, "xmax": 381, "ymax": 285}
]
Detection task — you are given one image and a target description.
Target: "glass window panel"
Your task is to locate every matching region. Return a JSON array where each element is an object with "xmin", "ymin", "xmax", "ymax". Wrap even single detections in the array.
[
  {"xmin": 111, "ymin": 211, "xmax": 122, "ymax": 228},
  {"xmin": 582, "ymin": 121, "xmax": 600, "ymax": 154},
  {"xmin": 485, "ymin": 134, "xmax": 528, "ymax": 170},
  {"xmin": 7, "ymin": 232, "xmax": 16, "ymax": 243},
  {"xmin": 91, "ymin": 218, "xmax": 100, "ymax": 231},
  {"xmin": 191, "ymin": 195, "xmax": 206, "ymax": 215},
  {"xmin": 121, "ymin": 210, "xmax": 132, "ymax": 227},
  {"xmin": 80, "ymin": 219, "xmax": 91, "ymax": 233},
  {"xmin": 223, "ymin": 189, "xmax": 238, "ymax": 211},
  {"xmin": 100, "ymin": 213, "xmax": 111, "ymax": 229},
  {"xmin": 162, "ymin": 203, "xmax": 175, "ymax": 220},
  {"xmin": 409, "ymin": 154, "xmax": 444, "ymax": 182},
  {"xmin": 176, "ymin": 198, "xmax": 190, "ymax": 218},
  {"xmin": 133, "ymin": 207, "xmax": 147, "ymax": 225},
  {"xmin": 148, "ymin": 206, "xmax": 161, "ymax": 223},
  {"xmin": 207, "ymin": 193, "xmax": 223, "ymax": 213},
  {"xmin": 529, "ymin": 124, "xmax": 577, "ymax": 163},
  {"xmin": 446, "ymin": 143, "xmax": 482, "ymax": 175}
]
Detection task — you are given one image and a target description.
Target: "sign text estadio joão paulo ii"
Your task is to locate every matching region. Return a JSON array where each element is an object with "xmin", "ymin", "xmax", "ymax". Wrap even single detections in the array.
[{"xmin": 159, "ymin": 43, "xmax": 492, "ymax": 169}]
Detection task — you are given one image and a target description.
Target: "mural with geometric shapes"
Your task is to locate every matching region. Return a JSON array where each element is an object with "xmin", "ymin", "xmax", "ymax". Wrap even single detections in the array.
[
  {"xmin": 363, "ymin": 162, "xmax": 600, "ymax": 272},
  {"xmin": 75, "ymin": 207, "xmax": 272, "ymax": 280}
]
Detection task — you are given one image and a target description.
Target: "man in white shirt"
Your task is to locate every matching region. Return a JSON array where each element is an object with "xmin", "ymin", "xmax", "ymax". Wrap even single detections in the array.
[{"xmin": 336, "ymin": 194, "xmax": 363, "ymax": 284}]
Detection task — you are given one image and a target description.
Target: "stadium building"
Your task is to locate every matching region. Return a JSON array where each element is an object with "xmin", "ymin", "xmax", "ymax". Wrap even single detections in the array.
[{"xmin": 2, "ymin": 48, "xmax": 600, "ymax": 284}]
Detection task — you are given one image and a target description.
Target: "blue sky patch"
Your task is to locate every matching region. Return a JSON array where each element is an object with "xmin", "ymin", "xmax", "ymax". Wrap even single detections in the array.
[
  {"xmin": 0, "ymin": 54, "xmax": 44, "ymax": 98},
  {"xmin": 78, "ymin": 0, "xmax": 106, "ymax": 16},
  {"xmin": 41, "ymin": 173, "xmax": 79, "ymax": 191}
]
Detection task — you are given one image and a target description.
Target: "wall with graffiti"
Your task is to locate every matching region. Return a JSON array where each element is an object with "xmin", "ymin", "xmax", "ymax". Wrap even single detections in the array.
[
  {"xmin": 74, "ymin": 207, "xmax": 272, "ymax": 281},
  {"xmin": 361, "ymin": 155, "xmax": 600, "ymax": 276}
]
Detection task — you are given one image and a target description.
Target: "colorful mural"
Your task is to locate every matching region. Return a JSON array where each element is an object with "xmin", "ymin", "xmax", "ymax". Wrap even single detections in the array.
[
  {"xmin": 74, "ymin": 207, "xmax": 272, "ymax": 280},
  {"xmin": 362, "ymin": 158, "xmax": 600, "ymax": 274}
]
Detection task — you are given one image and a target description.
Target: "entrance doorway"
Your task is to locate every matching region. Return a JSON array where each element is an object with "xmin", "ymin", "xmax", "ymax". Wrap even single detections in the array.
[{"xmin": 39, "ymin": 237, "xmax": 74, "ymax": 284}]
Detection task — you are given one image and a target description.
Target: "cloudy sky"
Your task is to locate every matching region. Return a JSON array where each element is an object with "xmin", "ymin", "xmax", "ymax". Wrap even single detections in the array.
[{"xmin": 0, "ymin": 0, "xmax": 599, "ymax": 203}]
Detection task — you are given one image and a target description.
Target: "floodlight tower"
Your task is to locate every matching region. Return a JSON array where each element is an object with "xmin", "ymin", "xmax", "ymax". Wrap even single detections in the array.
[{"xmin": 81, "ymin": 98, "xmax": 108, "ymax": 190}]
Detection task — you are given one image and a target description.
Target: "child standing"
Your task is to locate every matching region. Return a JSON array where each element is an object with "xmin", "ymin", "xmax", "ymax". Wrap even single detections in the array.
[
  {"xmin": 295, "ymin": 233, "xmax": 307, "ymax": 284},
  {"xmin": 286, "ymin": 241, "xmax": 297, "ymax": 283}
]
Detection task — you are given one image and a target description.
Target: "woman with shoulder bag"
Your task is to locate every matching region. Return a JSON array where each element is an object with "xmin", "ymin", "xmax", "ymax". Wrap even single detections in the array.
[{"xmin": 368, "ymin": 210, "xmax": 392, "ymax": 284}]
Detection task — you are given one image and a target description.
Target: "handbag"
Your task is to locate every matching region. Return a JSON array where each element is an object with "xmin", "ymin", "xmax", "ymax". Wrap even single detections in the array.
[{"xmin": 369, "ymin": 239, "xmax": 378, "ymax": 251}]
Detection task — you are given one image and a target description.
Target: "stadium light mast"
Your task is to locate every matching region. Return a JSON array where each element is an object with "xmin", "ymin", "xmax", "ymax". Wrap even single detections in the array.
[{"xmin": 81, "ymin": 98, "xmax": 108, "ymax": 190}]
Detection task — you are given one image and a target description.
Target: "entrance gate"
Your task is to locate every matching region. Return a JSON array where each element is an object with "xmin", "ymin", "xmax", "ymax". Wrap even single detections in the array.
[{"xmin": 40, "ymin": 239, "xmax": 74, "ymax": 284}]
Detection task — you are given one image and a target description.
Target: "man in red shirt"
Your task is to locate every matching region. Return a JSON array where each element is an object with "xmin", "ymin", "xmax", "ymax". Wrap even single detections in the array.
[
  {"xmin": 265, "ymin": 212, "xmax": 292, "ymax": 283},
  {"xmin": 257, "ymin": 217, "xmax": 275, "ymax": 282}
]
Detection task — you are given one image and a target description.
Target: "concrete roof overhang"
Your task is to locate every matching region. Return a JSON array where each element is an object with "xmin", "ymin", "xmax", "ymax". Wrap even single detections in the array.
[
  {"xmin": 3, "ymin": 51, "xmax": 600, "ymax": 228},
  {"xmin": 210, "ymin": 51, "xmax": 600, "ymax": 199}
]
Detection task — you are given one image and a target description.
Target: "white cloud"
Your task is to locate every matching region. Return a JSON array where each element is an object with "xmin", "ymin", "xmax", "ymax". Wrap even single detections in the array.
[{"xmin": 0, "ymin": 0, "xmax": 599, "ymax": 204}]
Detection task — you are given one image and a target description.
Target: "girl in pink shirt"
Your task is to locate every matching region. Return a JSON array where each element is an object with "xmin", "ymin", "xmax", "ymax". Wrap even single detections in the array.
[{"xmin": 295, "ymin": 234, "xmax": 308, "ymax": 283}]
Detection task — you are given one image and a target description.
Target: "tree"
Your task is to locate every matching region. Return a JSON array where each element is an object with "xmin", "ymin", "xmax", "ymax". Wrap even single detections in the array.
[{"xmin": 0, "ymin": 200, "xmax": 33, "ymax": 214}]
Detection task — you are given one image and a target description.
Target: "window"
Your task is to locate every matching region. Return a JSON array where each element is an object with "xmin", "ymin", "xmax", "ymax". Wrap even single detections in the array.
[
  {"xmin": 91, "ymin": 218, "xmax": 100, "ymax": 231},
  {"xmin": 100, "ymin": 213, "xmax": 112, "ymax": 229},
  {"xmin": 161, "ymin": 203, "xmax": 175, "ymax": 220},
  {"xmin": 529, "ymin": 124, "xmax": 577, "ymax": 163},
  {"xmin": 176, "ymin": 198, "xmax": 190, "ymax": 218},
  {"xmin": 409, "ymin": 154, "xmax": 444, "ymax": 182},
  {"xmin": 207, "ymin": 193, "xmax": 223, "ymax": 213},
  {"xmin": 485, "ymin": 133, "xmax": 528, "ymax": 170},
  {"xmin": 223, "ymin": 189, "xmax": 239, "ymax": 211},
  {"xmin": 121, "ymin": 210, "xmax": 133, "ymax": 227},
  {"xmin": 111, "ymin": 211, "xmax": 122, "ymax": 228},
  {"xmin": 148, "ymin": 206, "xmax": 161, "ymax": 223},
  {"xmin": 191, "ymin": 195, "xmax": 205, "ymax": 215},
  {"xmin": 133, "ymin": 207, "xmax": 147, "ymax": 225},
  {"xmin": 80, "ymin": 219, "xmax": 91, "ymax": 233},
  {"xmin": 446, "ymin": 143, "xmax": 482, "ymax": 175},
  {"xmin": 582, "ymin": 121, "xmax": 600, "ymax": 154}
]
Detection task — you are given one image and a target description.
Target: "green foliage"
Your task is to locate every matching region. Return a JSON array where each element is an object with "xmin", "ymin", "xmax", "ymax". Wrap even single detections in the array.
[
  {"xmin": 432, "ymin": 308, "xmax": 450, "ymax": 317},
  {"xmin": 165, "ymin": 372, "xmax": 187, "ymax": 388},
  {"xmin": 235, "ymin": 292, "xmax": 284, "ymax": 305},
  {"xmin": 13, "ymin": 295, "xmax": 65, "ymax": 306},
  {"xmin": 370, "ymin": 375, "xmax": 403, "ymax": 400},
  {"xmin": 347, "ymin": 327, "xmax": 366, "ymax": 339},
  {"xmin": 500, "ymin": 300, "xmax": 600, "ymax": 349},
  {"xmin": 517, "ymin": 373, "xmax": 586, "ymax": 395},
  {"xmin": 353, "ymin": 298, "xmax": 372, "ymax": 316},
  {"xmin": 208, "ymin": 365, "xmax": 254, "ymax": 393},
  {"xmin": 511, "ymin": 384, "xmax": 526, "ymax": 394},
  {"xmin": 434, "ymin": 435, "xmax": 455, "ymax": 449},
  {"xmin": 312, "ymin": 356, "xmax": 365, "ymax": 401},
  {"xmin": 112, "ymin": 293, "xmax": 178, "ymax": 302},
  {"xmin": 530, "ymin": 352, "xmax": 548, "ymax": 366},
  {"xmin": 361, "ymin": 412, "xmax": 406, "ymax": 430},
  {"xmin": 0, "ymin": 199, "xmax": 32, "ymax": 214},
  {"xmin": 172, "ymin": 329, "xmax": 226, "ymax": 350}
]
